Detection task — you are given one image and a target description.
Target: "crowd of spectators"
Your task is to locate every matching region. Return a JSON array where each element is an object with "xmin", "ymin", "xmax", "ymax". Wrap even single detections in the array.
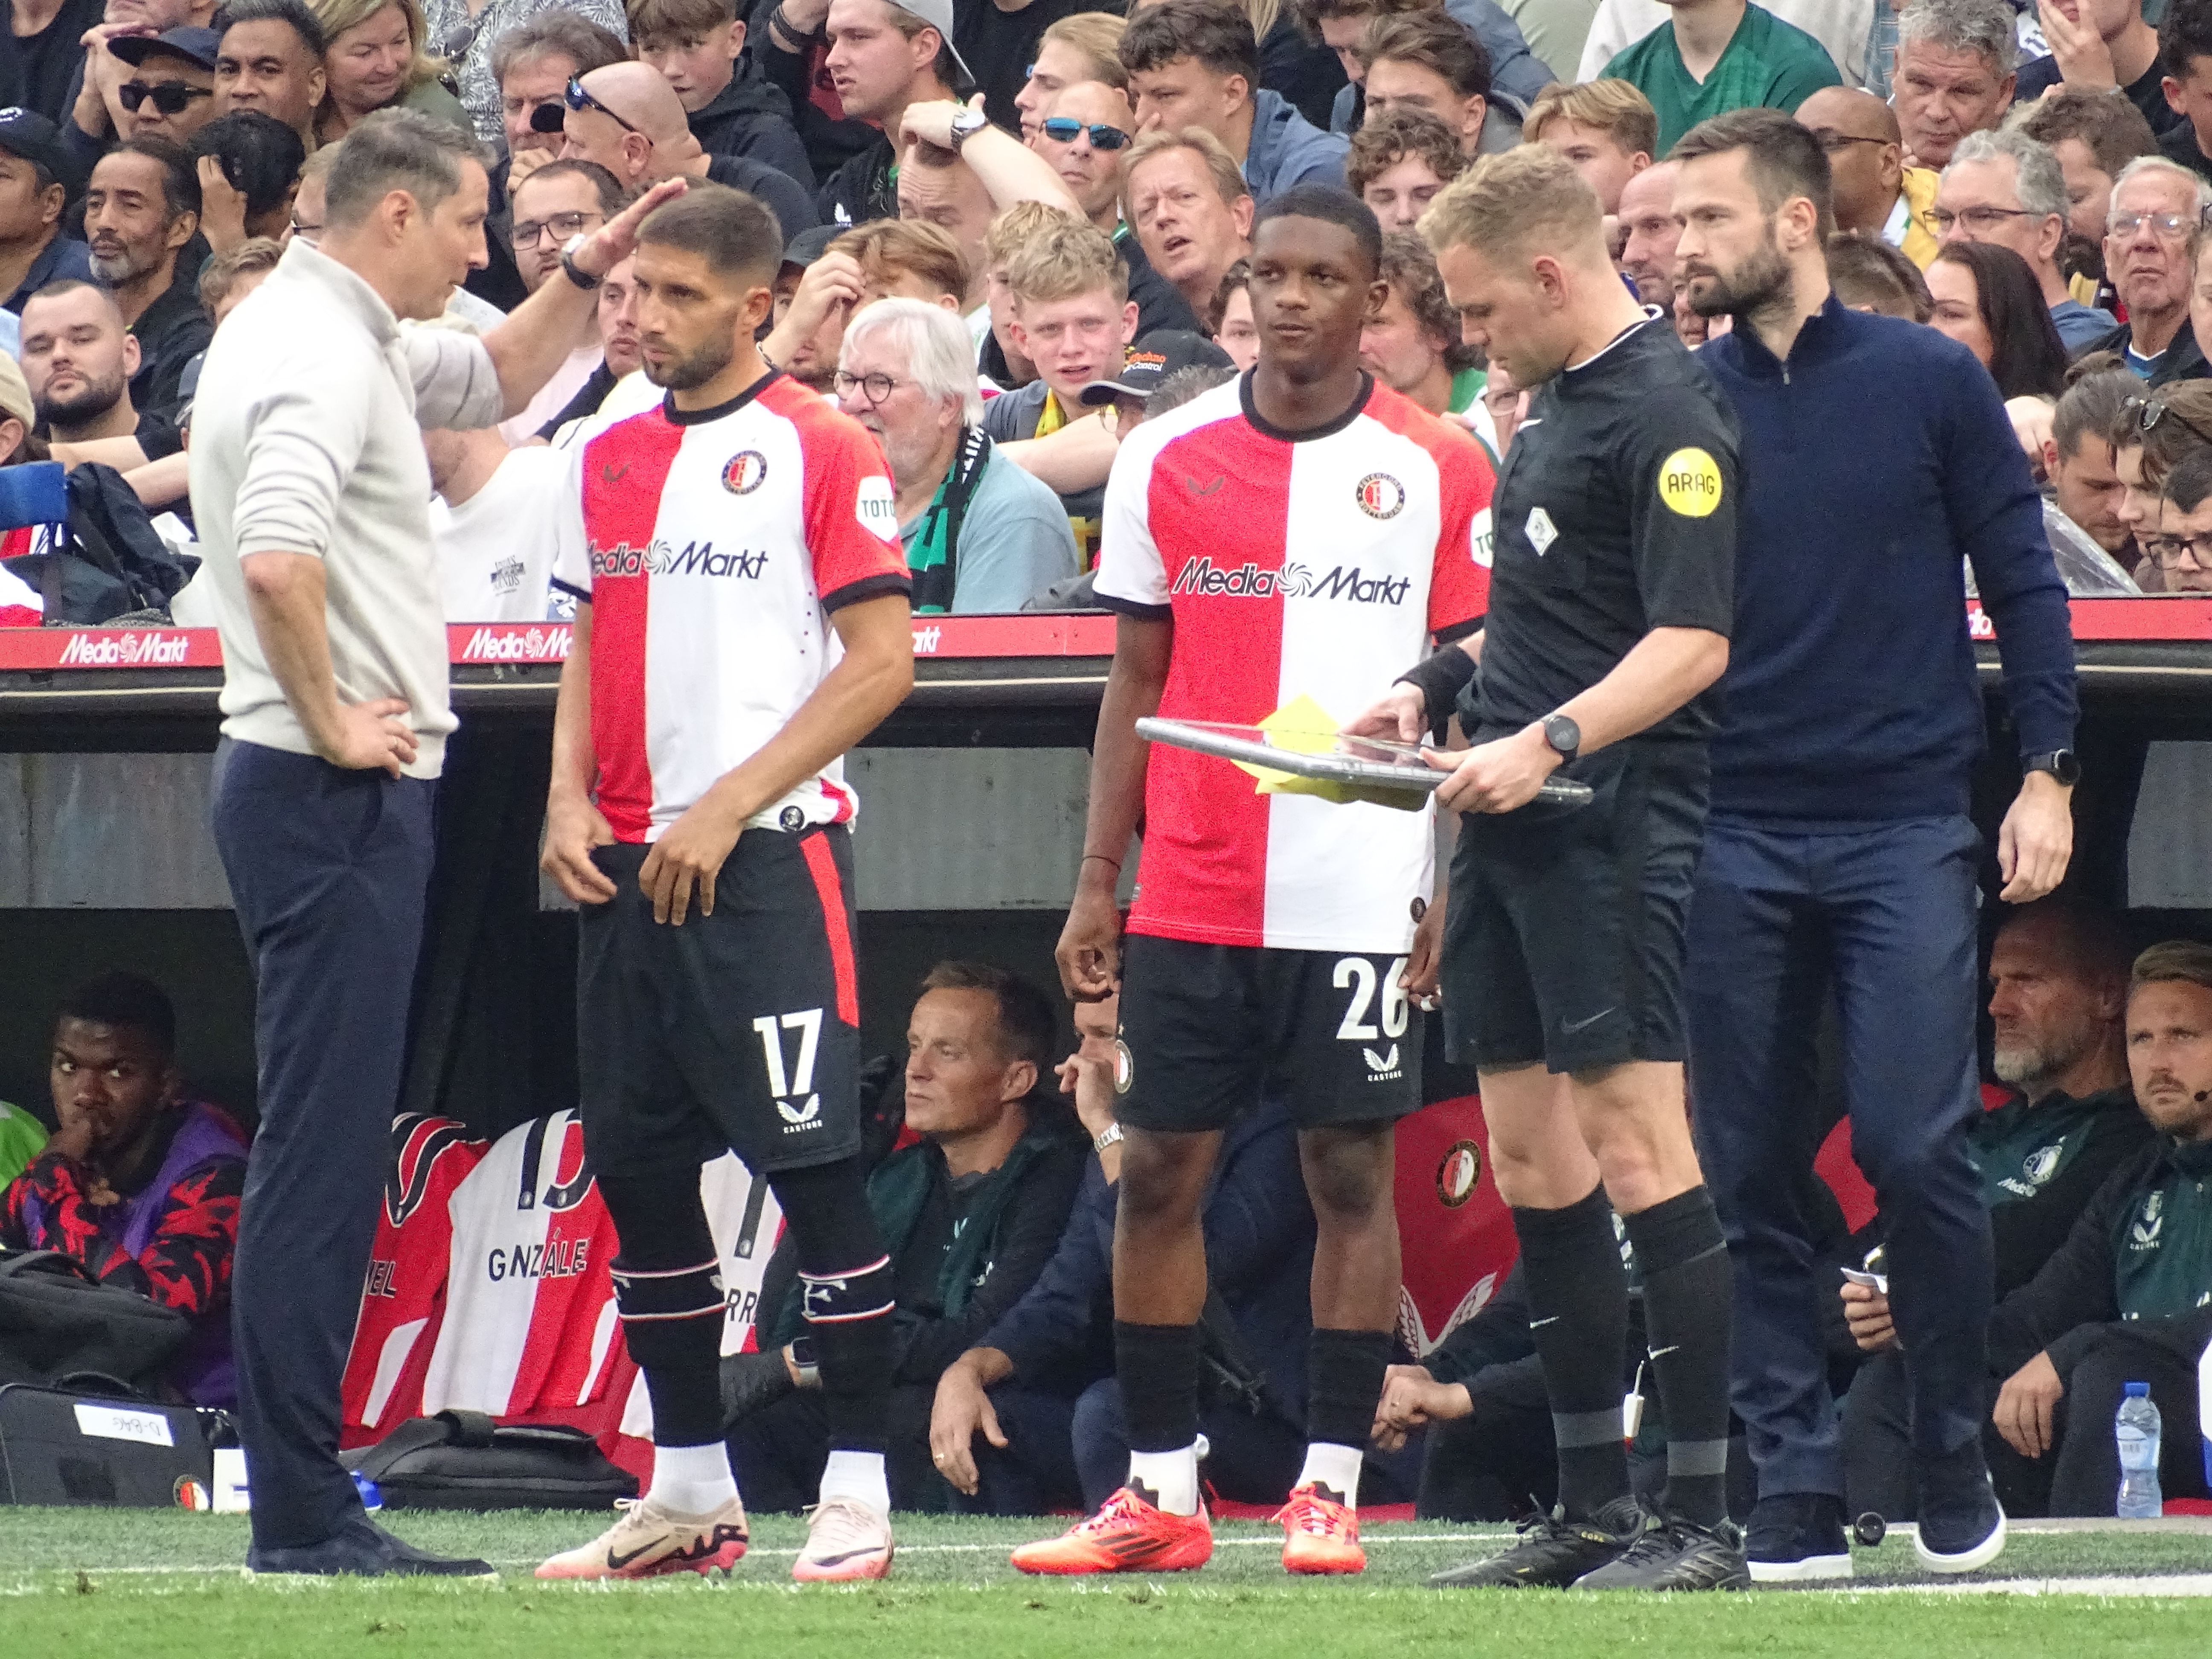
[{"xmin": 18, "ymin": 0, "xmax": 2212, "ymax": 610}]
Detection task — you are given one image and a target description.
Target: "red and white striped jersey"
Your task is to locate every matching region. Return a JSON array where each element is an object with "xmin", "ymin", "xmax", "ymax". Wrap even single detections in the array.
[
  {"xmin": 419, "ymin": 1111, "xmax": 626, "ymax": 1420},
  {"xmin": 341, "ymin": 1115, "xmax": 485, "ymax": 1439},
  {"xmin": 1095, "ymin": 376, "xmax": 1494, "ymax": 955},
  {"xmin": 550, "ymin": 375, "xmax": 911, "ymax": 844}
]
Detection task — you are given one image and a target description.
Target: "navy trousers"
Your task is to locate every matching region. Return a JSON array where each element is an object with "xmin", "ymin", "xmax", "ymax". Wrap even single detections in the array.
[
  {"xmin": 212, "ymin": 739, "xmax": 437, "ymax": 1549},
  {"xmin": 1686, "ymin": 815, "xmax": 1994, "ymax": 1502}
]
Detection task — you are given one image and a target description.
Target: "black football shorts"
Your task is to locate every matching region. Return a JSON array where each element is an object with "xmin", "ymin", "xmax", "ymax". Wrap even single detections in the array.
[
  {"xmin": 1442, "ymin": 737, "xmax": 1708, "ymax": 1074},
  {"xmin": 1115, "ymin": 933, "xmax": 1424, "ymax": 1134},
  {"xmin": 576, "ymin": 824, "xmax": 863, "ymax": 1177}
]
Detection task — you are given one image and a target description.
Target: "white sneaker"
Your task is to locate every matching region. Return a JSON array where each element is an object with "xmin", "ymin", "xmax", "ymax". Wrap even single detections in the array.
[
  {"xmin": 534, "ymin": 1494, "xmax": 749, "ymax": 1580},
  {"xmin": 793, "ymin": 1496, "xmax": 894, "ymax": 1582}
]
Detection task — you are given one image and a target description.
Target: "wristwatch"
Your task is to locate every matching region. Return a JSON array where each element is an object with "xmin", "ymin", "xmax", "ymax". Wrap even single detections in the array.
[
  {"xmin": 948, "ymin": 106, "xmax": 990, "ymax": 151},
  {"xmin": 788, "ymin": 1334, "xmax": 819, "ymax": 1386},
  {"xmin": 1540, "ymin": 712, "xmax": 1581, "ymax": 766},
  {"xmin": 2024, "ymin": 749, "xmax": 2081, "ymax": 786},
  {"xmin": 559, "ymin": 233, "xmax": 602, "ymax": 291},
  {"xmin": 1093, "ymin": 1122, "xmax": 1124, "ymax": 1154}
]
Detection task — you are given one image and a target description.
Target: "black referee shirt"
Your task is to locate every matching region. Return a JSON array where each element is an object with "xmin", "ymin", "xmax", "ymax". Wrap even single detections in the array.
[{"xmin": 1467, "ymin": 315, "xmax": 1741, "ymax": 744}]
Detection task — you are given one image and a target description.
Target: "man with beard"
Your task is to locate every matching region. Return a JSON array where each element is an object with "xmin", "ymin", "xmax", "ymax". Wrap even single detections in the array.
[
  {"xmin": 537, "ymin": 182, "xmax": 917, "ymax": 1584},
  {"xmin": 17, "ymin": 279, "xmax": 184, "ymax": 466},
  {"xmin": 1839, "ymin": 898, "xmax": 2153, "ymax": 1519},
  {"xmin": 82, "ymin": 136, "xmax": 210, "ymax": 422},
  {"xmin": 1672, "ymin": 106, "xmax": 2077, "ymax": 1583}
]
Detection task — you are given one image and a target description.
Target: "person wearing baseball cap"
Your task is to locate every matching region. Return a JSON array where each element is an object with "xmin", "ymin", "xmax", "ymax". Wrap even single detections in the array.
[
  {"xmin": 0, "ymin": 110, "xmax": 96, "ymax": 317},
  {"xmin": 760, "ymin": 0, "xmax": 969, "ymax": 230},
  {"xmin": 62, "ymin": 25, "xmax": 223, "ymax": 169}
]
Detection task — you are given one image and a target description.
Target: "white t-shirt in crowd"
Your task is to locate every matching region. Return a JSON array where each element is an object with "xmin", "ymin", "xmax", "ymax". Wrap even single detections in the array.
[
  {"xmin": 433, "ymin": 444, "xmax": 573, "ymax": 621},
  {"xmin": 498, "ymin": 343, "xmax": 602, "ymax": 446}
]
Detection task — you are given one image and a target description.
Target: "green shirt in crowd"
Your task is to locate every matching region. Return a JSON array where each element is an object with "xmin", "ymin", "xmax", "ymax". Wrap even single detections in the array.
[{"xmin": 1603, "ymin": 2, "xmax": 1841, "ymax": 157}]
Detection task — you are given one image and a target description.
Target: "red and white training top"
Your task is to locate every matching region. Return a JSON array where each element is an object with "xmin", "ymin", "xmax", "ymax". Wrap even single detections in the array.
[
  {"xmin": 1095, "ymin": 375, "xmax": 1494, "ymax": 955},
  {"xmin": 551, "ymin": 375, "xmax": 910, "ymax": 843}
]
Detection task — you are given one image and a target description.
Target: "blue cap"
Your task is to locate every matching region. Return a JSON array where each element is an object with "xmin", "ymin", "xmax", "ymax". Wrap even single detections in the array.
[
  {"xmin": 111, "ymin": 26, "xmax": 222, "ymax": 70},
  {"xmin": 2124, "ymin": 1381, "xmax": 2151, "ymax": 1397}
]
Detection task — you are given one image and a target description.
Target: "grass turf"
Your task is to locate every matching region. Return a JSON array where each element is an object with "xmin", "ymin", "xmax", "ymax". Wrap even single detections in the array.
[{"xmin": 4, "ymin": 1510, "xmax": 2210, "ymax": 1658}]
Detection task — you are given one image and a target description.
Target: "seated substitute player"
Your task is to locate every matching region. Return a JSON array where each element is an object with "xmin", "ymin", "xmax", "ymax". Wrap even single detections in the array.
[
  {"xmin": 1016, "ymin": 183, "xmax": 1494, "ymax": 1578},
  {"xmin": 536, "ymin": 183, "xmax": 918, "ymax": 1585},
  {"xmin": 1355, "ymin": 145, "xmax": 1746, "ymax": 1590}
]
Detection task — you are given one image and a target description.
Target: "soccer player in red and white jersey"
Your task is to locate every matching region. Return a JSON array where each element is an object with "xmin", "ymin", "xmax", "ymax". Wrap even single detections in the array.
[
  {"xmin": 534, "ymin": 184, "xmax": 916, "ymax": 1586},
  {"xmin": 1010, "ymin": 185, "xmax": 1494, "ymax": 1579}
]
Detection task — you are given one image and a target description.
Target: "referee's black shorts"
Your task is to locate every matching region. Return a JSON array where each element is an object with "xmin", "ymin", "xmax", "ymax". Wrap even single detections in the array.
[
  {"xmin": 576, "ymin": 824, "xmax": 863, "ymax": 1178},
  {"xmin": 1441, "ymin": 738, "xmax": 1708, "ymax": 1075},
  {"xmin": 1115, "ymin": 934, "xmax": 1423, "ymax": 1134}
]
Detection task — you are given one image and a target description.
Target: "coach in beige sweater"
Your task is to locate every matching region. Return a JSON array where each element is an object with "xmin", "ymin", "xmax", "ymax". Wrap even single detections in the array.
[{"xmin": 192, "ymin": 106, "xmax": 680, "ymax": 1578}]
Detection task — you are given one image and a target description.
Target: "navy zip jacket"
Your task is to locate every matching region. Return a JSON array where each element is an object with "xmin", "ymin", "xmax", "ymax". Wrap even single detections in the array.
[{"xmin": 1699, "ymin": 297, "xmax": 2077, "ymax": 822}]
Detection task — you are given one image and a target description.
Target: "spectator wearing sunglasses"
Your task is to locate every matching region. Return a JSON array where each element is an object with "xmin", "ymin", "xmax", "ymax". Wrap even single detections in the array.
[
  {"xmin": 555, "ymin": 61, "xmax": 816, "ymax": 243},
  {"xmin": 64, "ymin": 25, "xmax": 223, "ymax": 171},
  {"xmin": 309, "ymin": 0, "xmax": 470, "ymax": 145},
  {"xmin": 0, "ymin": 110, "xmax": 94, "ymax": 317},
  {"xmin": 417, "ymin": 0, "xmax": 630, "ymax": 142},
  {"xmin": 1032, "ymin": 81, "xmax": 1205, "ymax": 340},
  {"xmin": 213, "ymin": 0, "xmax": 330, "ymax": 144},
  {"xmin": 2076, "ymin": 157, "xmax": 2211, "ymax": 384}
]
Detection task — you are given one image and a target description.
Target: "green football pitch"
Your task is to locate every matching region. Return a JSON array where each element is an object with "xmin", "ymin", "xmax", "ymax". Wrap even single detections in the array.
[{"xmin": 5, "ymin": 1509, "xmax": 2210, "ymax": 1658}]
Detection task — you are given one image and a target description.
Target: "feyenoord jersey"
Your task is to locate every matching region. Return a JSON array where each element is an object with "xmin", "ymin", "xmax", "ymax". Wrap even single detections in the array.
[
  {"xmin": 420, "ymin": 1111, "xmax": 626, "ymax": 1420},
  {"xmin": 550, "ymin": 375, "xmax": 911, "ymax": 843},
  {"xmin": 341, "ymin": 1115, "xmax": 486, "ymax": 1438},
  {"xmin": 1095, "ymin": 375, "xmax": 1493, "ymax": 954}
]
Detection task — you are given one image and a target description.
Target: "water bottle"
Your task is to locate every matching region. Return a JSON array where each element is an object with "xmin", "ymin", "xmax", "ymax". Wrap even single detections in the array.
[{"xmin": 2116, "ymin": 1382, "xmax": 2163, "ymax": 1519}]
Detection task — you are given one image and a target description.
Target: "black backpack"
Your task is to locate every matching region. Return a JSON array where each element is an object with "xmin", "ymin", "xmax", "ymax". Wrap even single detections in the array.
[
  {"xmin": 1, "ymin": 463, "xmax": 199, "ymax": 623},
  {"xmin": 342, "ymin": 1410, "xmax": 639, "ymax": 1511},
  {"xmin": 0, "ymin": 1250, "xmax": 191, "ymax": 1389}
]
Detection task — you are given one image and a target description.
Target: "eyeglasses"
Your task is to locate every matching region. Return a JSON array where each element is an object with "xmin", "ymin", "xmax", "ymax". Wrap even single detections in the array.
[
  {"xmin": 1810, "ymin": 130, "xmax": 1888, "ymax": 154},
  {"xmin": 2110, "ymin": 210, "xmax": 2195, "ymax": 239},
  {"xmin": 288, "ymin": 213, "xmax": 322, "ymax": 238},
  {"xmin": 2125, "ymin": 395, "xmax": 2212, "ymax": 448},
  {"xmin": 1929, "ymin": 205, "xmax": 2037, "ymax": 233},
  {"xmin": 118, "ymin": 80, "xmax": 214, "ymax": 115},
  {"xmin": 2139, "ymin": 532, "xmax": 2212, "ymax": 570},
  {"xmin": 1039, "ymin": 117, "xmax": 1131, "ymax": 150},
  {"xmin": 833, "ymin": 370, "xmax": 909, "ymax": 404},
  {"xmin": 566, "ymin": 77, "xmax": 640, "ymax": 136},
  {"xmin": 512, "ymin": 210, "xmax": 600, "ymax": 249}
]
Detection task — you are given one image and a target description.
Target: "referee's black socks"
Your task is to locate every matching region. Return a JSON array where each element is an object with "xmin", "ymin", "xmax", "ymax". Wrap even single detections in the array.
[
  {"xmin": 1510, "ymin": 1184, "xmax": 1631, "ymax": 1522},
  {"xmin": 1621, "ymin": 1185, "xmax": 1733, "ymax": 1529}
]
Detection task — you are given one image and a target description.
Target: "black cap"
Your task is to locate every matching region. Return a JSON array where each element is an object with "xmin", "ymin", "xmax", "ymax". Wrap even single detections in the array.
[
  {"xmin": 780, "ymin": 224, "xmax": 840, "ymax": 271},
  {"xmin": 1078, "ymin": 330, "xmax": 1236, "ymax": 404},
  {"xmin": 111, "ymin": 26, "xmax": 222, "ymax": 70},
  {"xmin": 0, "ymin": 108, "xmax": 67, "ymax": 180}
]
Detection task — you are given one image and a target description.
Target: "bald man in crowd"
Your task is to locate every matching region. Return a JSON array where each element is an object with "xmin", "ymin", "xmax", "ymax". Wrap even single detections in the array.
[
  {"xmin": 1797, "ymin": 86, "xmax": 1939, "ymax": 268},
  {"xmin": 1615, "ymin": 157, "xmax": 1682, "ymax": 306},
  {"xmin": 558, "ymin": 61, "xmax": 815, "ymax": 239}
]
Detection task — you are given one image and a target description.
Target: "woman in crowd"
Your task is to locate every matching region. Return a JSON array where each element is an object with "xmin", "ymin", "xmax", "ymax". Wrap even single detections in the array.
[
  {"xmin": 314, "ymin": 0, "xmax": 472, "ymax": 140},
  {"xmin": 1927, "ymin": 241, "xmax": 2069, "ymax": 402}
]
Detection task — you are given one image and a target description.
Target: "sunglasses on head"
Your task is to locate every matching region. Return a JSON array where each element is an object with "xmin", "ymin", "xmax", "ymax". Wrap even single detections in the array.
[
  {"xmin": 1039, "ymin": 116, "xmax": 1130, "ymax": 150},
  {"xmin": 2125, "ymin": 395, "xmax": 2212, "ymax": 448},
  {"xmin": 565, "ymin": 77, "xmax": 640, "ymax": 136},
  {"xmin": 119, "ymin": 79, "xmax": 214, "ymax": 115}
]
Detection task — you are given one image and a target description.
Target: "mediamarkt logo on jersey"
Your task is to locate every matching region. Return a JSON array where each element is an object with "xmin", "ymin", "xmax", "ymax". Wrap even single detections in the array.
[
  {"xmin": 589, "ymin": 538, "xmax": 770, "ymax": 580},
  {"xmin": 1170, "ymin": 558, "xmax": 1412, "ymax": 606}
]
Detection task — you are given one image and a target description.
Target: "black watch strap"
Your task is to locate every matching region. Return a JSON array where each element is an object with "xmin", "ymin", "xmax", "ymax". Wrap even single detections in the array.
[{"xmin": 2024, "ymin": 748, "xmax": 2080, "ymax": 786}]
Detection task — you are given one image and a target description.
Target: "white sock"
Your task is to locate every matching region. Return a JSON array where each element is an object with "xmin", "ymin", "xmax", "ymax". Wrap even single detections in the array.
[
  {"xmin": 1127, "ymin": 1444, "xmax": 1201, "ymax": 1516},
  {"xmin": 648, "ymin": 1441, "xmax": 737, "ymax": 1515},
  {"xmin": 1296, "ymin": 1442, "xmax": 1365, "ymax": 1508},
  {"xmin": 818, "ymin": 1449, "xmax": 890, "ymax": 1515}
]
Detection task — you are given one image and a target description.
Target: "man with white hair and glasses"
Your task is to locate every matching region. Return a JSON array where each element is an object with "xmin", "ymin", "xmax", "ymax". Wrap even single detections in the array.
[
  {"xmin": 836, "ymin": 295, "xmax": 1078, "ymax": 612},
  {"xmin": 1936, "ymin": 130, "xmax": 2117, "ymax": 350},
  {"xmin": 2077, "ymin": 155, "xmax": 2212, "ymax": 382}
]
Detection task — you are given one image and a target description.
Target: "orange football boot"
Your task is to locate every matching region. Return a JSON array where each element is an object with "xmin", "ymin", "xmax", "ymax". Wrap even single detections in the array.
[{"xmin": 1010, "ymin": 1484, "xmax": 1214, "ymax": 1575}]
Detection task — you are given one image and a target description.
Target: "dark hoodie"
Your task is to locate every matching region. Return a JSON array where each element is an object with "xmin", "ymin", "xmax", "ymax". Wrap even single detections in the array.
[{"xmin": 688, "ymin": 70, "xmax": 817, "ymax": 191}]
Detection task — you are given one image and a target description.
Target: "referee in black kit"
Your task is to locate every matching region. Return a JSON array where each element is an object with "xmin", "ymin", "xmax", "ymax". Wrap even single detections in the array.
[{"xmin": 1354, "ymin": 144, "xmax": 1744, "ymax": 1591}]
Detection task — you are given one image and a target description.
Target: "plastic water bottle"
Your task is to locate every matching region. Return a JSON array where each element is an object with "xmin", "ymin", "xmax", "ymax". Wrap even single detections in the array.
[{"xmin": 2116, "ymin": 1382, "xmax": 2163, "ymax": 1519}]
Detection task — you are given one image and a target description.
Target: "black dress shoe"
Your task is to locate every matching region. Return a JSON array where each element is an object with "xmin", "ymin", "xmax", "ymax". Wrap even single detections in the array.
[{"xmin": 247, "ymin": 1517, "xmax": 495, "ymax": 1577}]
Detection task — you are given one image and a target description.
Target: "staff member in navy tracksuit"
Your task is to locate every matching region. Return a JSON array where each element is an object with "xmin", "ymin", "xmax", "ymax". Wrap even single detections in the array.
[{"xmin": 1671, "ymin": 108, "xmax": 2078, "ymax": 1583}]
